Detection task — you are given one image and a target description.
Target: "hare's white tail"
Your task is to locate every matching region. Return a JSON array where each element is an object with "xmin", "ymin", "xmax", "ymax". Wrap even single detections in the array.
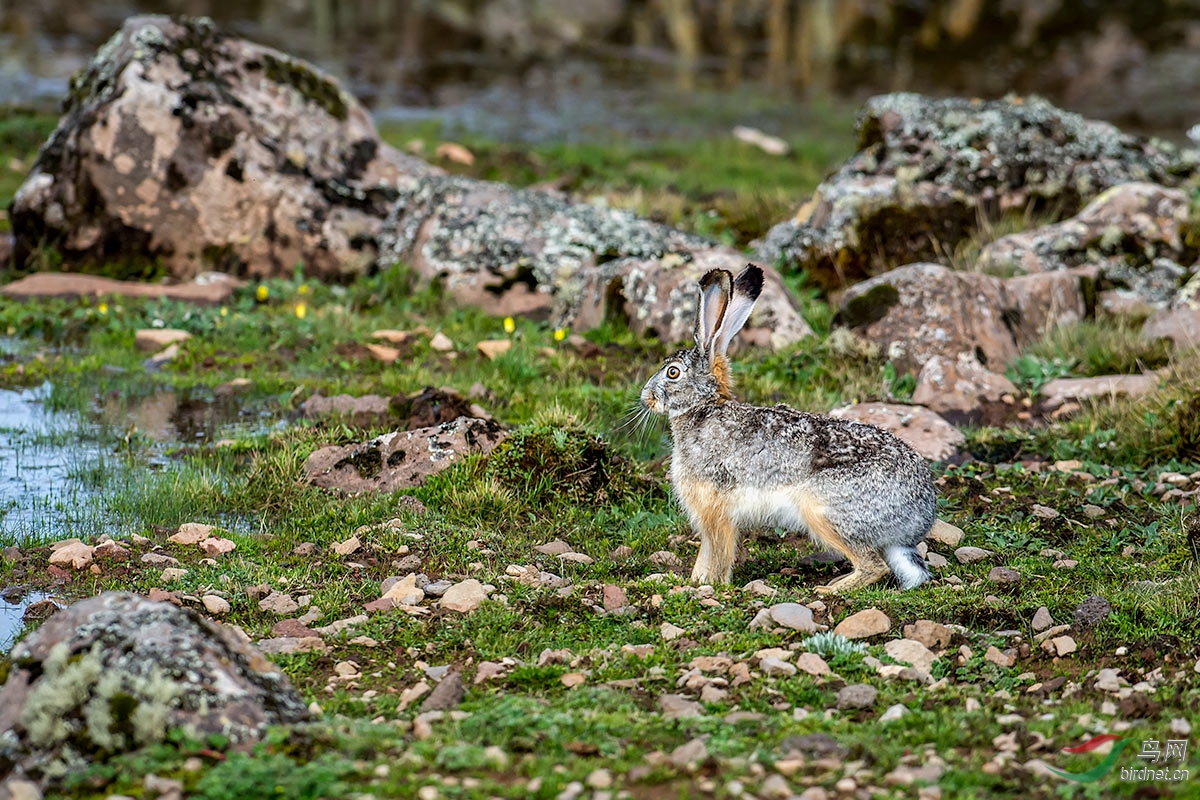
[{"xmin": 884, "ymin": 545, "xmax": 930, "ymax": 590}]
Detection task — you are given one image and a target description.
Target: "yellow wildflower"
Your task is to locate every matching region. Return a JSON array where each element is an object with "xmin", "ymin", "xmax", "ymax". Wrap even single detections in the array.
[
  {"xmin": 98, "ymin": 302, "xmax": 108, "ymax": 315},
  {"xmin": 220, "ymin": 306, "xmax": 228, "ymax": 317},
  {"xmin": 553, "ymin": 328, "xmax": 567, "ymax": 342},
  {"xmin": 503, "ymin": 316, "xmax": 516, "ymax": 334},
  {"xmin": 295, "ymin": 303, "xmax": 308, "ymax": 320},
  {"xmin": 256, "ymin": 285, "xmax": 269, "ymax": 302},
  {"xmin": 298, "ymin": 283, "xmax": 310, "ymax": 295}
]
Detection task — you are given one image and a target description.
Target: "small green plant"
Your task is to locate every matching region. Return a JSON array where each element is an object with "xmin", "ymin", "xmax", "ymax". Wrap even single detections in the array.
[
  {"xmin": 1005, "ymin": 353, "xmax": 1075, "ymax": 395},
  {"xmin": 799, "ymin": 631, "xmax": 866, "ymax": 658}
]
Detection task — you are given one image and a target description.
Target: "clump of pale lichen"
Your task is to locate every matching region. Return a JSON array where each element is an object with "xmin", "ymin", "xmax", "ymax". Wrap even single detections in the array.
[{"xmin": 20, "ymin": 641, "xmax": 182, "ymax": 769}]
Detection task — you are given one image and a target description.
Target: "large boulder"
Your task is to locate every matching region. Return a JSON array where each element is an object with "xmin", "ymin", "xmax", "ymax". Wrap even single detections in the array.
[
  {"xmin": 0, "ymin": 591, "xmax": 308, "ymax": 785},
  {"xmin": 757, "ymin": 93, "xmax": 1195, "ymax": 288},
  {"xmin": 977, "ymin": 182, "xmax": 1197, "ymax": 305},
  {"xmin": 9, "ymin": 15, "xmax": 440, "ymax": 281},
  {"xmin": 835, "ymin": 262, "xmax": 1095, "ymax": 374},
  {"xmin": 375, "ymin": 177, "xmax": 813, "ymax": 346}
]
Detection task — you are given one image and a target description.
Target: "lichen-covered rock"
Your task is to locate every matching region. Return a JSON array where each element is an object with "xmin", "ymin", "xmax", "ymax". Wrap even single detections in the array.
[
  {"xmin": 304, "ymin": 416, "xmax": 507, "ymax": 493},
  {"xmin": 0, "ymin": 591, "xmax": 307, "ymax": 785},
  {"xmin": 835, "ymin": 262, "xmax": 1095, "ymax": 374},
  {"xmin": 978, "ymin": 183, "xmax": 1197, "ymax": 305},
  {"xmin": 9, "ymin": 15, "xmax": 439, "ymax": 281},
  {"xmin": 757, "ymin": 94, "xmax": 1195, "ymax": 287},
  {"xmin": 376, "ymin": 176, "xmax": 813, "ymax": 346}
]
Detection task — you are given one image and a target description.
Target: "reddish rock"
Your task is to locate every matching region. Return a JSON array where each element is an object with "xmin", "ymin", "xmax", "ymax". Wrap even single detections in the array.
[
  {"xmin": 829, "ymin": 402, "xmax": 964, "ymax": 462},
  {"xmin": 911, "ymin": 354, "xmax": 1019, "ymax": 426},
  {"xmin": 1143, "ymin": 305, "xmax": 1200, "ymax": 351},
  {"xmin": 1038, "ymin": 374, "xmax": 1160, "ymax": 412},
  {"xmin": 0, "ymin": 272, "xmax": 243, "ymax": 305}
]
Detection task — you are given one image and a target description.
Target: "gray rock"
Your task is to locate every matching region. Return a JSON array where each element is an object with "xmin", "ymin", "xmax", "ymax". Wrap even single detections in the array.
[
  {"xmin": 1031, "ymin": 607, "xmax": 1055, "ymax": 632},
  {"xmin": 0, "ymin": 592, "xmax": 306, "ymax": 784},
  {"xmin": 304, "ymin": 416, "xmax": 506, "ymax": 493},
  {"xmin": 954, "ymin": 546, "xmax": 992, "ymax": 564},
  {"xmin": 836, "ymin": 683, "xmax": 879, "ymax": 710},
  {"xmin": 768, "ymin": 603, "xmax": 818, "ymax": 633},
  {"xmin": 419, "ymin": 671, "xmax": 465, "ymax": 712},
  {"xmin": 987, "ymin": 567, "xmax": 1021, "ymax": 584},
  {"xmin": 978, "ymin": 183, "xmax": 1193, "ymax": 304},
  {"xmin": 376, "ymin": 176, "xmax": 812, "ymax": 348},
  {"xmin": 757, "ymin": 93, "xmax": 1193, "ymax": 288},
  {"xmin": 1039, "ymin": 374, "xmax": 1159, "ymax": 414}
]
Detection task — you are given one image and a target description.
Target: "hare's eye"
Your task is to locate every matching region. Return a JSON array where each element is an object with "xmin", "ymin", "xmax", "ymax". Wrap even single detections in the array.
[{"xmin": 666, "ymin": 365, "xmax": 682, "ymax": 380}]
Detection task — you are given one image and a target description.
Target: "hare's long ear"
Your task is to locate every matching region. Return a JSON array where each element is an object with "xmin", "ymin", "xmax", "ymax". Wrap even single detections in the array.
[
  {"xmin": 694, "ymin": 269, "xmax": 732, "ymax": 357},
  {"xmin": 712, "ymin": 264, "xmax": 764, "ymax": 357}
]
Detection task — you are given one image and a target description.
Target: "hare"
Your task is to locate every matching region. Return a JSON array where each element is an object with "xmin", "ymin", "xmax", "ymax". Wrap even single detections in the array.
[{"xmin": 640, "ymin": 264, "xmax": 936, "ymax": 592}]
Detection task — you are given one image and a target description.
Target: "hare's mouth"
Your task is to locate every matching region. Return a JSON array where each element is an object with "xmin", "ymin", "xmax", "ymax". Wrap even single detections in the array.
[{"xmin": 642, "ymin": 395, "xmax": 660, "ymax": 412}]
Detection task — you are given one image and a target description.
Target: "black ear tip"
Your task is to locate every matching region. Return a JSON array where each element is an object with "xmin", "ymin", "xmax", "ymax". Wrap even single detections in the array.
[{"xmin": 735, "ymin": 264, "xmax": 764, "ymax": 298}]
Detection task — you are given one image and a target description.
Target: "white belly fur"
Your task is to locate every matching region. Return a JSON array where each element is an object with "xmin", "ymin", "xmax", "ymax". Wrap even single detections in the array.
[{"xmin": 729, "ymin": 486, "xmax": 824, "ymax": 533}]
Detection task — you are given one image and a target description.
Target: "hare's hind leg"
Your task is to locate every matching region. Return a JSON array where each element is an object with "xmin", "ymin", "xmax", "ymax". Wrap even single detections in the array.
[{"xmin": 798, "ymin": 503, "xmax": 888, "ymax": 594}]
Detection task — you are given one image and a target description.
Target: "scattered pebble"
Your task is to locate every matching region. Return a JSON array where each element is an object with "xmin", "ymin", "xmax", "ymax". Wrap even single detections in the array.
[
  {"xmin": 440, "ymin": 579, "xmax": 490, "ymax": 613},
  {"xmin": 601, "ymin": 584, "xmax": 628, "ymax": 610},
  {"xmin": 332, "ymin": 536, "xmax": 361, "ymax": 556},
  {"xmin": 794, "ymin": 653, "xmax": 831, "ymax": 676},
  {"xmin": 669, "ymin": 737, "xmax": 708, "ymax": 770},
  {"xmin": 879, "ymin": 704, "xmax": 908, "ymax": 723},
  {"xmin": 833, "ymin": 608, "xmax": 890, "ymax": 639},
  {"xmin": 954, "ymin": 546, "xmax": 992, "ymax": 564},
  {"xmin": 1074, "ymin": 596, "xmax": 1112, "ymax": 628},
  {"xmin": 984, "ymin": 646, "xmax": 1015, "ymax": 668},
  {"xmin": 1030, "ymin": 504, "xmax": 1059, "ymax": 520},
  {"xmin": 987, "ymin": 567, "xmax": 1021, "ymax": 584},
  {"xmin": 660, "ymin": 622, "xmax": 686, "ymax": 641},
  {"xmin": 429, "ymin": 332, "xmax": 454, "ymax": 352},
  {"xmin": 259, "ymin": 591, "xmax": 299, "ymax": 615},
  {"xmin": 1031, "ymin": 606, "xmax": 1054, "ymax": 632},
  {"xmin": 534, "ymin": 539, "xmax": 573, "ymax": 555},
  {"xmin": 928, "ymin": 519, "xmax": 964, "ymax": 547},
  {"xmin": 903, "ymin": 620, "xmax": 952, "ymax": 649},
  {"xmin": 659, "ymin": 694, "xmax": 703, "ymax": 719},
  {"xmin": 201, "ymin": 594, "xmax": 230, "ymax": 615},
  {"xmin": 760, "ymin": 657, "xmax": 797, "ymax": 677},
  {"xmin": 884, "ymin": 639, "xmax": 938, "ymax": 673},
  {"xmin": 836, "ymin": 683, "xmax": 878, "ymax": 710},
  {"xmin": 649, "ymin": 550, "xmax": 682, "ymax": 568}
]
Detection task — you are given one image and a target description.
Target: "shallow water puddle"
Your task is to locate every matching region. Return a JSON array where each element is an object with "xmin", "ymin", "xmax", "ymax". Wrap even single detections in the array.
[
  {"xmin": 0, "ymin": 381, "xmax": 105, "ymax": 540},
  {"xmin": 0, "ymin": 589, "xmax": 55, "ymax": 651}
]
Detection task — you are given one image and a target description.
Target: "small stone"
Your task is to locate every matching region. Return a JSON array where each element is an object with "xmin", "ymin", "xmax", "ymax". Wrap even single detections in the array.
[
  {"xmin": 1094, "ymin": 668, "xmax": 1122, "ymax": 692},
  {"xmin": 558, "ymin": 552, "xmax": 594, "ymax": 564},
  {"xmin": 420, "ymin": 671, "xmax": 465, "ymax": 712},
  {"xmin": 477, "ymin": 339, "xmax": 513, "ymax": 360},
  {"xmin": 794, "ymin": 652, "xmax": 831, "ymax": 676},
  {"xmin": 535, "ymin": 539, "xmax": 573, "ymax": 555},
  {"xmin": 760, "ymin": 657, "xmax": 797, "ymax": 677},
  {"xmin": 200, "ymin": 537, "xmax": 236, "ymax": 555},
  {"xmin": 49, "ymin": 540, "xmax": 94, "ymax": 570},
  {"xmin": 610, "ymin": 545, "xmax": 633, "ymax": 560},
  {"xmin": 955, "ymin": 546, "xmax": 992, "ymax": 563},
  {"xmin": 833, "ymin": 608, "xmax": 890, "ymax": 639},
  {"xmin": 259, "ymin": 591, "xmax": 299, "ymax": 615},
  {"xmin": 429, "ymin": 332, "xmax": 454, "ymax": 352},
  {"xmin": 669, "ymin": 737, "xmax": 708, "ymax": 770},
  {"xmin": 659, "ymin": 694, "xmax": 703, "ymax": 719},
  {"xmin": 1082, "ymin": 504, "xmax": 1106, "ymax": 519},
  {"xmin": 836, "ymin": 683, "xmax": 878, "ymax": 710},
  {"xmin": 925, "ymin": 551, "xmax": 949, "ymax": 568},
  {"xmin": 1030, "ymin": 504, "xmax": 1059, "ymax": 520},
  {"xmin": 879, "ymin": 704, "xmax": 908, "ymax": 723},
  {"xmin": 292, "ymin": 542, "xmax": 317, "ymax": 556},
  {"xmin": 381, "ymin": 574, "xmax": 424, "ymax": 606},
  {"xmin": 1171, "ymin": 718, "xmax": 1192, "ymax": 736},
  {"xmin": 441, "ymin": 579, "xmax": 490, "ymax": 613},
  {"xmin": 769, "ymin": 602, "xmax": 818, "ymax": 633},
  {"xmin": 984, "ymin": 646, "xmax": 1015, "ymax": 668},
  {"xmin": 561, "ymin": 672, "xmax": 587, "ymax": 688},
  {"xmin": 135, "ymin": 328, "xmax": 191, "ymax": 352},
  {"xmin": 928, "ymin": 519, "xmax": 964, "ymax": 547},
  {"xmin": 903, "ymin": 620, "xmax": 952, "ymax": 649},
  {"xmin": 159, "ymin": 567, "xmax": 188, "ymax": 583},
  {"xmin": 601, "ymin": 584, "xmax": 628, "ymax": 610},
  {"xmin": 987, "ymin": 567, "xmax": 1021, "ymax": 584},
  {"xmin": 332, "ymin": 536, "xmax": 361, "ymax": 556},
  {"xmin": 1, "ymin": 779, "xmax": 42, "ymax": 800},
  {"xmin": 661, "ymin": 622, "xmax": 686, "ymax": 641},
  {"xmin": 169, "ymin": 522, "xmax": 214, "ymax": 544},
  {"xmin": 586, "ymin": 769, "xmax": 613, "ymax": 790},
  {"xmin": 884, "ymin": 639, "xmax": 938, "ymax": 673},
  {"xmin": 1043, "ymin": 636, "xmax": 1077, "ymax": 657},
  {"xmin": 1031, "ymin": 606, "xmax": 1054, "ymax": 632},
  {"xmin": 1052, "ymin": 559, "xmax": 1078, "ymax": 569},
  {"xmin": 742, "ymin": 579, "xmax": 777, "ymax": 597},
  {"xmin": 366, "ymin": 343, "xmax": 400, "ymax": 363},
  {"xmin": 201, "ymin": 594, "xmax": 230, "ymax": 615}
]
